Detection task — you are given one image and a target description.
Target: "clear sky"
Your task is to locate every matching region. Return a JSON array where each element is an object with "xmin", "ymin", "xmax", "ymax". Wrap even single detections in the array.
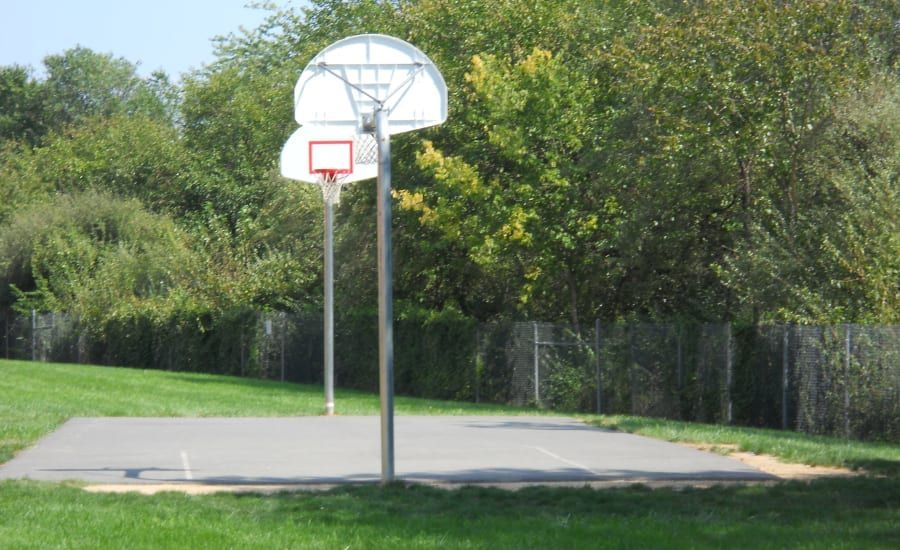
[{"xmin": 0, "ymin": 1, "xmax": 301, "ymax": 79}]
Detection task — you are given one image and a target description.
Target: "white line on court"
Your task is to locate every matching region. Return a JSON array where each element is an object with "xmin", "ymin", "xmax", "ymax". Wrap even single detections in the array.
[
  {"xmin": 180, "ymin": 450, "xmax": 194, "ymax": 481},
  {"xmin": 532, "ymin": 446, "xmax": 602, "ymax": 477}
]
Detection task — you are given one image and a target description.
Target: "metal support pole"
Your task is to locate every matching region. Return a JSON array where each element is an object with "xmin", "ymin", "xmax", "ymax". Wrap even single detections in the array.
[
  {"xmin": 375, "ymin": 107, "xmax": 395, "ymax": 483},
  {"xmin": 533, "ymin": 321, "xmax": 540, "ymax": 405},
  {"xmin": 594, "ymin": 318, "xmax": 602, "ymax": 415},
  {"xmin": 324, "ymin": 200, "xmax": 335, "ymax": 416}
]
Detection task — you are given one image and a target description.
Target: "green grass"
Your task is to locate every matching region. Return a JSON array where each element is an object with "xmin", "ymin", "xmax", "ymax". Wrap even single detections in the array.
[
  {"xmin": 2, "ymin": 359, "xmax": 899, "ymax": 548},
  {"xmin": 588, "ymin": 415, "xmax": 900, "ymax": 477},
  {"xmin": 1, "ymin": 479, "xmax": 897, "ymax": 548}
]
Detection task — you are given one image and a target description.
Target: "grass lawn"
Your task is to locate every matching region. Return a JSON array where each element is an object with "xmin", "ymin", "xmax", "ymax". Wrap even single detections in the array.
[
  {"xmin": 1, "ymin": 478, "xmax": 897, "ymax": 549},
  {"xmin": 1, "ymin": 359, "xmax": 898, "ymax": 549}
]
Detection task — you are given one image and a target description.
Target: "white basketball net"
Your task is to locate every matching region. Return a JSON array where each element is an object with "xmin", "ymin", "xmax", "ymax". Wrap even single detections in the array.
[{"xmin": 318, "ymin": 171, "xmax": 349, "ymax": 205}]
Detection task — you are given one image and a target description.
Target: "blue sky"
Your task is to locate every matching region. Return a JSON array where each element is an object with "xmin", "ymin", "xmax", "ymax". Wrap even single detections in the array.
[{"xmin": 0, "ymin": 1, "xmax": 302, "ymax": 79}]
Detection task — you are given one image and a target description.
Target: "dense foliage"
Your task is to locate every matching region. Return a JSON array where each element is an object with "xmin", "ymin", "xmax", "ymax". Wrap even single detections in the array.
[{"xmin": 1, "ymin": 0, "xmax": 897, "ymax": 348}]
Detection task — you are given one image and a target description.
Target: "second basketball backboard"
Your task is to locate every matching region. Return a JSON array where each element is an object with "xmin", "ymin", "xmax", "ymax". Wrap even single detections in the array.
[
  {"xmin": 280, "ymin": 126, "xmax": 378, "ymax": 184},
  {"xmin": 292, "ymin": 34, "xmax": 447, "ymax": 135}
]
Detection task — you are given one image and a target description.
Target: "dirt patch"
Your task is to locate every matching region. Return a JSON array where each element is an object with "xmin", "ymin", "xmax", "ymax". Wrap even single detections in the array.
[
  {"xmin": 83, "ymin": 483, "xmax": 346, "ymax": 496},
  {"xmin": 682, "ymin": 443, "xmax": 860, "ymax": 480},
  {"xmin": 84, "ymin": 479, "xmax": 778, "ymax": 495}
]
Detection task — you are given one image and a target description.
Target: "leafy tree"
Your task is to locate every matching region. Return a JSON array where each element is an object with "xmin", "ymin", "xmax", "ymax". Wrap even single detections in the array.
[
  {"xmin": 0, "ymin": 113, "xmax": 190, "ymax": 219},
  {"xmin": 0, "ymin": 192, "xmax": 196, "ymax": 317},
  {"xmin": 398, "ymin": 49, "xmax": 615, "ymax": 328},
  {"xmin": 720, "ymin": 75, "xmax": 900, "ymax": 323},
  {"xmin": 0, "ymin": 65, "xmax": 46, "ymax": 146},
  {"xmin": 601, "ymin": 0, "xmax": 878, "ymax": 320},
  {"xmin": 0, "ymin": 47, "xmax": 177, "ymax": 147},
  {"xmin": 2, "ymin": 0, "xmax": 896, "ymax": 331},
  {"xmin": 180, "ymin": 64, "xmax": 295, "ymax": 229},
  {"xmin": 41, "ymin": 47, "xmax": 176, "ymax": 129}
]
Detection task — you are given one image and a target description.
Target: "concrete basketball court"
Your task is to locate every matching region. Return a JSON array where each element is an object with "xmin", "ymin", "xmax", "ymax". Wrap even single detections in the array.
[{"xmin": 0, "ymin": 416, "xmax": 774, "ymax": 487}]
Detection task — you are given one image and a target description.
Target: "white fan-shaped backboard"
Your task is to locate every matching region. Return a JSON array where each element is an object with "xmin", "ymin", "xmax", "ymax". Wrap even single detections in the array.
[
  {"xmin": 294, "ymin": 34, "xmax": 447, "ymax": 135},
  {"xmin": 280, "ymin": 126, "xmax": 379, "ymax": 183}
]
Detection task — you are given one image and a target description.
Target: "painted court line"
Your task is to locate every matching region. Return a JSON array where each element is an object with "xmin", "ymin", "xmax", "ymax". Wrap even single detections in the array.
[
  {"xmin": 532, "ymin": 446, "xmax": 602, "ymax": 477},
  {"xmin": 180, "ymin": 450, "xmax": 193, "ymax": 481}
]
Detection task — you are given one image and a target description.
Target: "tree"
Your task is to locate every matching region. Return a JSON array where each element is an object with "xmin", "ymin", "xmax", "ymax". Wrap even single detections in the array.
[
  {"xmin": 180, "ymin": 63, "xmax": 296, "ymax": 230},
  {"xmin": 41, "ymin": 47, "xmax": 176, "ymax": 130},
  {"xmin": 720, "ymin": 75, "xmax": 900, "ymax": 323},
  {"xmin": 601, "ymin": 0, "xmax": 878, "ymax": 321},
  {"xmin": 0, "ymin": 113, "xmax": 190, "ymax": 220},
  {"xmin": 0, "ymin": 65, "xmax": 46, "ymax": 146},
  {"xmin": 0, "ymin": 192, "xmax": 196, "ymax": 317},
  {"xmin": 398, "ymin": 49, "xmax": 616, "ymax": 328}
]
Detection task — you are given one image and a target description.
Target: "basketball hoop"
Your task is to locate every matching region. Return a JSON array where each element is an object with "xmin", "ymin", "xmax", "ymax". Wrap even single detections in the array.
[
  {"xmin": 317, "ymin": 170, "xmax": 349, "ymax": 205},
  {"xmin": 279, "ymin": 34, "xmax": 447, "ymax": 483}
]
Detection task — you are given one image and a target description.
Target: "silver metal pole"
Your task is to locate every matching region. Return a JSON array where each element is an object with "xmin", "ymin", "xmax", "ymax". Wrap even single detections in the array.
[
  {"xmin": 324, "ymin": 200, "xmax": 335, "ymax": 416},
  {"xmin": 375, "ymin": 107, "xmax": 395, "ymax": 483}
]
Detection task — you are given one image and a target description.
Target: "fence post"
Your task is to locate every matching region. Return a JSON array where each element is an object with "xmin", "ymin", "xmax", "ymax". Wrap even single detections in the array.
[
  {"xmin": 31, "ymin": 309, "xmax": 36, "ymax": 361},
  {"xmin": 474, "ymin": 325, "xmax": 481, "ymax": 404},
  {"xmin": 782, "ymin": 325, "xmax": 790, "ymax": 430},
  {"xmin": 2, "ymin": 314, "xmax": 7, "ymax": 359},
  {"xmin": 676, "ymin": 324, "xmax": 684, "ymax": 396},
  {"xmin": 533, "ymin": 321, "xmax": 540, "ymax": 406},
  {"xmin": 280, "ymin": 315, "xmax": 286, "ymax": 382},
  {"xmin": 725, "ymin": 323, "xmax": 733, "ymax": 424},
  {"xmin": 240, "ymin": 322, "xmax": 246, "ymax": 377},
  {"xmin": 594, "ymin": 318, "xmax": 602, "ymax": 415},
  {"xmin": 628, "ymin": 325, "xmax": 636, "ymax": 415},
  {"xmin": 844, "ymin": 324, "xmax": 852, "ymax": 438},
  {"xmin": 77, "ymin": 326, "xmax": 85, "ymax": 365}
]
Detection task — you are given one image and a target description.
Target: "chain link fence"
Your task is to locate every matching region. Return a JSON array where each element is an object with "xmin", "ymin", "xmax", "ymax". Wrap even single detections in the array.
[
  {"xmin": 791, "ymin": 325, "xmax": 899, "ymax": 440},
  {"xmin": 475, "ymin": 322, "xmax": 734, "ymax": 423},
  {"xmin": 2, "ymin": 311, "xmax": 897, "ymax": 440},
  {"xmin": 2, "ymin": 311, "xmax": 85, "ymax": 363},
  {"xmin": 475, "ymin": 322, "xmax": 898, "ymax": 441}
]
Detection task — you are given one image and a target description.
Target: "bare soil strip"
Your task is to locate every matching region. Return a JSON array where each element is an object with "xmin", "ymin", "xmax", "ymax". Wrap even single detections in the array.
[{"xmin": 682, "ymin": 444, "xmax": 860, "ymax": 480}]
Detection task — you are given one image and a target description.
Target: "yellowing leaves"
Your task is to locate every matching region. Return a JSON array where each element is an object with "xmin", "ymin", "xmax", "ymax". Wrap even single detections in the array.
[
  {"xmin": 498, "ymin": 206, "xmax": 533, "ymax": 245},
  {"xmin": 416, "ymin": 141, "xmax": 483, "ymax": 196},
  {"xmin": 465, "ymin": 55, "xmax": 486, "ymax": 86},
  {"xmin": 519, "ymin": 48, "xmax": 553, "ymax": 75},
  {"xmin": 393, "ymin": 189, "xmax": 437, "ymax": 225}
]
